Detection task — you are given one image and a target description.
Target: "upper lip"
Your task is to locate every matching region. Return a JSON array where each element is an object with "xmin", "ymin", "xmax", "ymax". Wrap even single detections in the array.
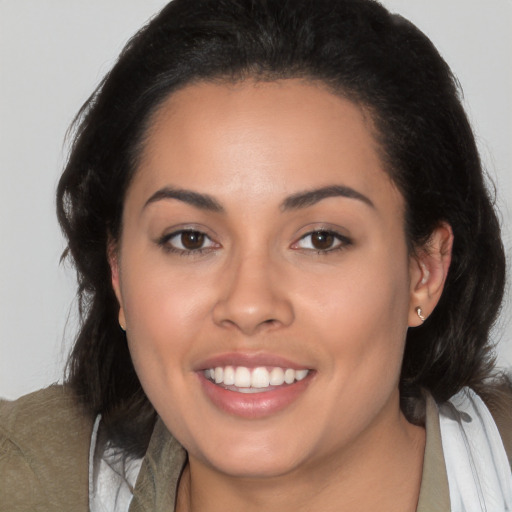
[{"xmin": 194, "ymin": 352, "xmax": 311, "ymax": 371}]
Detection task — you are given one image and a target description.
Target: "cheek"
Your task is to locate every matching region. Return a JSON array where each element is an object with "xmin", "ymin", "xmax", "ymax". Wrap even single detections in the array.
[
  {"xmin": 296, "ymin": 253, "xmax": 410, "ymax": 330},
  {"xmin": 121, "ymin": 238, "xmax": 213, "ymax": 316},
  {"xmin": 293, "ymin": 248, "xmax": 411, "ymax": 375},
  {"xmin": 119, "ymin": 258, "xmax": 217, "ymax": 377}
]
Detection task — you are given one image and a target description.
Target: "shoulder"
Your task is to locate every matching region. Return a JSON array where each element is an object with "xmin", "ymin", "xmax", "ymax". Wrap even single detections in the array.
[{"xmin": 0, "ymin": 385, "xmax": 93, "ymax": 510}]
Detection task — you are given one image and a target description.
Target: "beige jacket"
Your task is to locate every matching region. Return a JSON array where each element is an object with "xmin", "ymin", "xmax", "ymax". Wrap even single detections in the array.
[{"xmin": 1, "ymin": 385, "xmax": 510, "ymax": 511}]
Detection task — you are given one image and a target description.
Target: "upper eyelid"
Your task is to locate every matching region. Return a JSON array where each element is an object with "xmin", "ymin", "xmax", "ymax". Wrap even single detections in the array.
[
  {"xmin": 159, "ymin": 225, "xmax": 218, "ymax": 240},
  {"xmin": 157, "ymin": 229, "xmax": 219, "ymax": 255},
  {"xmin": 291, "ymin": 229, "xmax": 353, "ymax": 249},
  {"xmin": 156, "ymin": 225, "xmax": 351, "ymax": 250},
  {"xmin": 303, "ymin": 228, "xmax": 348, "ymax": 237},
  {"xmin": 295, "ymin": 227, "xmax": 351, "ymax": 241},
  {"xmin": 165, "ymin": 228, "xmax": 210, "ymax": 237},
  {"xmin": 162, "ymin": 229, "xmax": 216, "ymax": 243}
]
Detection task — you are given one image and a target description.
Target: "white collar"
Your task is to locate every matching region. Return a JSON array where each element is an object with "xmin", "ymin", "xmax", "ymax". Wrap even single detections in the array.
[
  {"xmin": 88, "ymin": 414, "xmax": 143, "ymax": 512},
  {"xmin": 439, "ymin": 387, "xmax": 512, "ymax": 511}
]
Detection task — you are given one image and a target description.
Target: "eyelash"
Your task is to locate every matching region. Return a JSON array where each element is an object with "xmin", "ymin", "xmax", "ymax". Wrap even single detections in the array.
[
  {"xmin": 157, "ymin": 229, "xmax": 219, "ymax": 256},
  {"xmin": 291, "ymin": 229, "xmax": 352, "ymax": 254},
  {"xmin": 156, "ymin": 228, "xmax": 352, "ymax": 256}
]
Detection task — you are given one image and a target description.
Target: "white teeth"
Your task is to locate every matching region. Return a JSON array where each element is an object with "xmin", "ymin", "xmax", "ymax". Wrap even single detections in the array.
[
  {"xmin": 251, "ymin": 367, "xmax": 270, "ymax": 388},
  {"xmin": 204, "ymin": 365, "xmax": 309, "ymax": 390},
  {"xmin": 234, "ymin": 366, "xmax": 251, "ymax": 388},
  {"xmin": 269, "ymin": 367, "xmax": 285, "ymax": 385},
  {"xmin": 295, "ymin": 369, "xmax": 308, "ymax": 381},
  {"xmin": 284, "ymin": 368, "xmax": 295, "ymax": 384},
  {"xmin": 223, "ymin": 366, "xmax": 235, "ymax": 385}
]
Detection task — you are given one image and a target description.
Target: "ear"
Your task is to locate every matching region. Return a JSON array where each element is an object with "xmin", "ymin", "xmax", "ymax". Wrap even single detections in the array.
[
  {"xmin": 408, "ymin": 222, "xmax": 453, "ymax": 327},
  {"xmin": 108, "ymin": 241, "xmax": 126, "ymax": 331}
]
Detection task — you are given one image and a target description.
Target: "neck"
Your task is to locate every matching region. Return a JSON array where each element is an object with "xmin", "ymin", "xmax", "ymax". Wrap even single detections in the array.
[{"xmin": 176, "ymin": 408, "xmax": 425, "ymax": 512}]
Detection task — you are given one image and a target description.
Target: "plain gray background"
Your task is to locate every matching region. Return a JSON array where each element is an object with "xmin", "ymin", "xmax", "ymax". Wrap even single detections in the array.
[{"xmin": 1, "ymin": 0, "xmax": 511, "ymax": 399}]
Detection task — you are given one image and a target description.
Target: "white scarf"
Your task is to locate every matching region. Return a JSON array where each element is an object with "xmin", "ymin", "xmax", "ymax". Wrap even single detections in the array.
[
  {"xmin": 439, "ymin": 387, "xmax": 512, "ymax": 511},
  {"xmin": 88, "ymin": 388, "xmax": 512, "ymax": 511}
]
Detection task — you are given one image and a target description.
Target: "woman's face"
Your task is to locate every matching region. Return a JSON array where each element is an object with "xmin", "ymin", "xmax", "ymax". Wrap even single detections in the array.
[{"xmin": 112, "ymin": 79, "xmax": 424, "ymax": 478}]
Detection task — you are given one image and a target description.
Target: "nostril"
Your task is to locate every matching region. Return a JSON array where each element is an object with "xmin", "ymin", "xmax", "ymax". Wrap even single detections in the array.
[{"xmin": 211, "ymin": 279, "xmax": 295, "ymax": 334}]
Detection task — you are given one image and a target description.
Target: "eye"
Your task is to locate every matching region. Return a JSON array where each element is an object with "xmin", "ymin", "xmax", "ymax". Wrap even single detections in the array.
[
  {"xmin": 159, "ymin": 230, "xmax": 218, "ymax": 253},
  {"xmin": 293, "ymin": 230, "xmax": 351, "ymax": 252}
]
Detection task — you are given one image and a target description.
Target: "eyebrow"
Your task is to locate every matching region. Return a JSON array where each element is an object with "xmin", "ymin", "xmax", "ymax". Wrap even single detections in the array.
[
  {"xmin": 280, "ymin": 185, "xmax": 374, "ymax": 211},
  {"xmin": 143, "ymin": 184, "xmax": 374, "ymax": 213},
  {"xmin": 144, "ymin": 187, "xmax": 224, "ymax": 212}
]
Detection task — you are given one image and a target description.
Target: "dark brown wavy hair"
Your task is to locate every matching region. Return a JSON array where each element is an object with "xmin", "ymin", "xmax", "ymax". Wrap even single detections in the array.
[{"xmin": 57, "ymin": 0, "xmax": 506, "ymax": 456}]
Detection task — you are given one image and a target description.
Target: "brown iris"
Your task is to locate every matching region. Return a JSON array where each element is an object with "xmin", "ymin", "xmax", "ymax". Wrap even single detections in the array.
[
  {"xmin": 180, "ymin": 231, "xmax": 205, "ymax": 250},
  {"xmin": 310, "ymin": 231, "xmax": 335, "ymax": 250}
]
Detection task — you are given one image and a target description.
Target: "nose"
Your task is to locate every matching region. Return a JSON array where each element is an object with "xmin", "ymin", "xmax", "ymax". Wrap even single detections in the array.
[{"xmin": 212, "ymin": 252, "xmax": 294, "ymax": 335}]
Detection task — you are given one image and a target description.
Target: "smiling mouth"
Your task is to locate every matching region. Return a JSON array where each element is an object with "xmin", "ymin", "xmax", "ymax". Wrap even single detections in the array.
[{"xmin": 203, "ymin": 366, "xmax": 310, "ymax": 393}]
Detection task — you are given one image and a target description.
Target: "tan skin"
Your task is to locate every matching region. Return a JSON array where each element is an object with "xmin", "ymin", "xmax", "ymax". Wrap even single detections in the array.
[{"xmin": 110, "ymin": 79, "xmax": 453, "ymax": 512}]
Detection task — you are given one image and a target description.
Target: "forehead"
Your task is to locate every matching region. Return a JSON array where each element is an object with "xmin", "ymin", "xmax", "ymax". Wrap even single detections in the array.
[{"xmin": 132, "ymin": 79, "xmax": 402, "ymax": 214}]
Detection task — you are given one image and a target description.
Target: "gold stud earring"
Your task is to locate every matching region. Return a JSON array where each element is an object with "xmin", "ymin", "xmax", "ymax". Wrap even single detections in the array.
[
  {"xmin": 119, "ymin": 322, "xmax": 126, "ymax": 331},
  {"xmin": 415, "ymin": 306, "xmax": 426, "ymax": 323}
]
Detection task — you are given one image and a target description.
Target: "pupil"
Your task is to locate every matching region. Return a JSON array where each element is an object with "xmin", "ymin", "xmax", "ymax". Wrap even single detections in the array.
[
  {"xmin": 312, "ymin": 231, "xmax": 333, "ymax": 250},
  {"xmin": 181, "ymin": 231, "xmax": 204, "ymax": 250}
]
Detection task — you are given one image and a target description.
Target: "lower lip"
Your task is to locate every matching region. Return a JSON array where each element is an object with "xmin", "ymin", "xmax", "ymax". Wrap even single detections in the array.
[{"xmin": 198, "ymin": 372, "xmax": 313, "ymax": 419}]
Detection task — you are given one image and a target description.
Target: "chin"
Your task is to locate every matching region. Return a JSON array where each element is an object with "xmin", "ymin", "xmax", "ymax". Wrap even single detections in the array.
[
  {"xmin": 189, "ymin": 432, "xmax": 310, "ymax": 479},
  {"xmin": 205, "ymin": 453, "xmax": 304, "ymax": 479}
]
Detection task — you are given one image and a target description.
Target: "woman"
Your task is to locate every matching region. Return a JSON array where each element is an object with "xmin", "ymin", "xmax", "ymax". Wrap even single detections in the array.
[{"xmin": 1, "ymin": 0, "xmax": 510, "ymax": 510}]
